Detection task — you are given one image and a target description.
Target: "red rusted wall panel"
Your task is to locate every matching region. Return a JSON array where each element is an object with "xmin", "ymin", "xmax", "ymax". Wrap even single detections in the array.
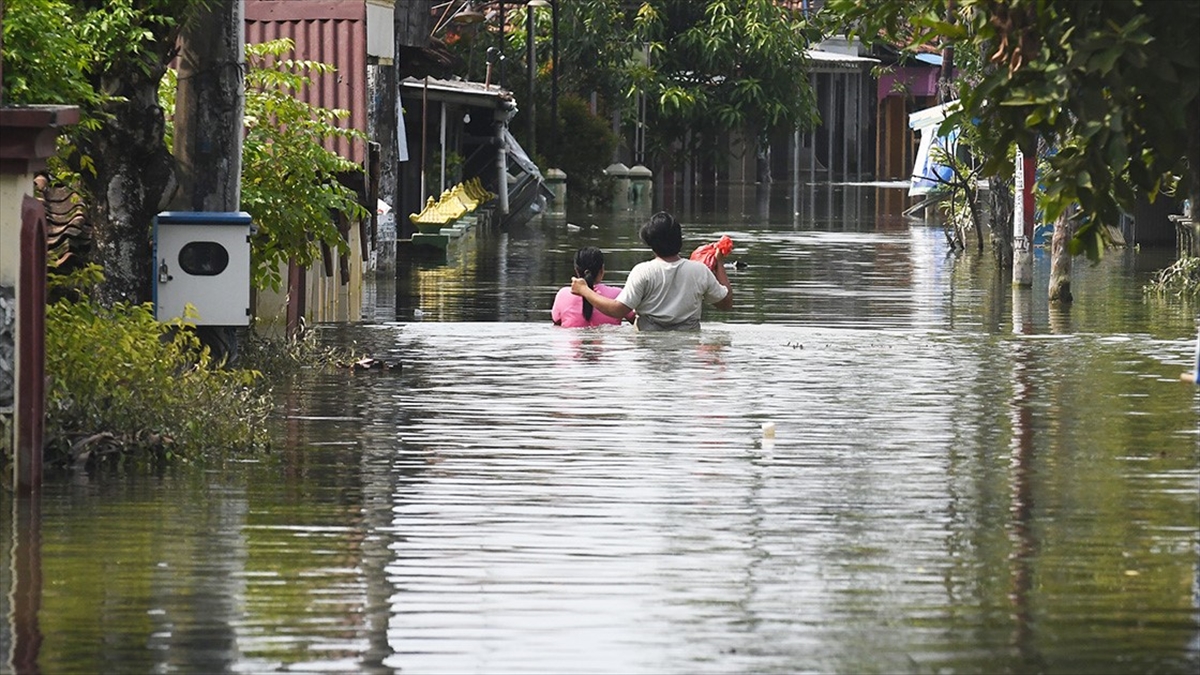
[{"xmin": 246, "ymin": 1, "xmax": 369, "ymax": 164}]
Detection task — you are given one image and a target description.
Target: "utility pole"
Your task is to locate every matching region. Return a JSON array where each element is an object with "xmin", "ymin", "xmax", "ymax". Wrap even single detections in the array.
[
  {"xmin": 172, "ymin": 0, "xmax": 245, "ymax": 212},
  {"xmin": 1012, "ymin": 146, "xmax": 1035, "ymax": 288},
  {"xmin": 172, "ymin": 0, "xmax": 246, "ymax": 360}
]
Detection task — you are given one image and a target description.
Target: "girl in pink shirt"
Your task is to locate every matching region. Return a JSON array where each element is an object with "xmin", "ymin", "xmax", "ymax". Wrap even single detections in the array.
[{"xmin": 552, "ymin": 247, "xmax": 632, "ymax": 327}]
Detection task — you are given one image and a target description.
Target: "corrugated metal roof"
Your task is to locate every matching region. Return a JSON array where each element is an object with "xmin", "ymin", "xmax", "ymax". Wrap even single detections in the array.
[
  {"xmin": 806, "ymin": 48, "xmax": 880, "ymax": 72},
  {"xmin": 399, "ymin": 76, "xmax": 515, "ymax": 109},
  {"xmin": 246, "ymin": 1, "xmax": 369, "ymax": 164}
]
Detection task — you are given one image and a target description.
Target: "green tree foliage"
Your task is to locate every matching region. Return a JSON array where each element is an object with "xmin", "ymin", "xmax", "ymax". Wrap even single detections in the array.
[
  {"xmin": 551, "ymin": 0, "xmax": 638, "ymax": 105},
  {"xmin": 630, "ymin": 0, "xmax": 820, "ymax": 167},
  {"xmin": 160, "ymin": 38, "xmax": 367, "ymax": 292},
  {"xmin": 823, "ymin": 0, "xmax": 1200, "ymax": 261},
  {"xmin": 1, "ymin": 0, "xmax": 196, "ymax": 176},
  {"xmin": 1, "ymin": 0, "xmax": 101, "ymax": 109},
  {"xmin": 1, "ymin": 0, "xmax": 198, "ymax": 109},
  {"xmin": 536, "ymin": 93, "xmax": 618, "ymax": 206},
  {"xmin": 442, "ymin": 0, "xmax": 633, "ymax": 104},
  {"xmin": 240, "ymin": 40, "xmax": 367, "ymax": 292},
  {"xmin": 4, "ymin": 0, "xmax": 208, "ymax": 304},
  {"xmin": 443, "ymin": 0, "xmax": 819, "ymax": 178}
]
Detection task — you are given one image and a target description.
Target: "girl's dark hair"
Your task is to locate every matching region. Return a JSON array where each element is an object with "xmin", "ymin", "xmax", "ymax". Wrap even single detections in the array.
[
  {"xmin": 574, "ymin": 246, "xmax": 605, "ymax": 321},
  {"xmin": 640, "ymin": 211, "xmax": 683, "ymax": 257}
]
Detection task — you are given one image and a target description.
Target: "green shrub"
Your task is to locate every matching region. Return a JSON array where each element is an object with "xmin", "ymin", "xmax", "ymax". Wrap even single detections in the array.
[
  {"xmin": 43, "ymin": 269, "xmax": 271, "ymax": 468},
  {"xmin": 239, "ymin": 323, "xmax": 363, "ymax": 377},
  {"xmin": 1145, "ymin": 257, "xmax": 1200, "ymax": 299}
]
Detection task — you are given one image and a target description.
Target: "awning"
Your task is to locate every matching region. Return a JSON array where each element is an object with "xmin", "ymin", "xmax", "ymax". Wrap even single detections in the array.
[
  {"xmin": 399, "ymin": 76, "xmax": 516, "ymax": 110},
  {"xmin": 908, "ymin": 99, "xmax": 960, "ymax": 131},
  {"xmin": 805, "ymin": 48, "xmax": 880, "ymax": 73}
]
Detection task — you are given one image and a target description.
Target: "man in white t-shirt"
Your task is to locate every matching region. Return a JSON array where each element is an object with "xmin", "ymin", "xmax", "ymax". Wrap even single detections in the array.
[{"xmin": 571, "ymin": 211, "xmax": 733, "ymax": 331}]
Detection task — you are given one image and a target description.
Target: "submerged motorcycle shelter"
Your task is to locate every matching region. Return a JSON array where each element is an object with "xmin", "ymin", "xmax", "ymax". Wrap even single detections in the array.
[{"xmin": 399, "ymin": 76, "xmax": 550, "ymax": 234}]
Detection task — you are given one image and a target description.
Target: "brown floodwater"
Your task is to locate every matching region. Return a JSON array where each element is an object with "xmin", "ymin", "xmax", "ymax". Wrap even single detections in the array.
[{"xmin": 3, "ymin": 183, "xmax": 1198, "ymax": 674}]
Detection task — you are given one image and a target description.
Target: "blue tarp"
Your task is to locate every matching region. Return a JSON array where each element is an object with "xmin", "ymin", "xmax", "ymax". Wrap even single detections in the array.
[{"xmin": 907, "ymin": 101, "xmax": 960, "ymax": 196}]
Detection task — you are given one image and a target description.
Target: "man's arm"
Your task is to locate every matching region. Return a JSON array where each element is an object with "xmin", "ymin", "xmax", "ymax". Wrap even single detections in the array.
[
  {"xmin": 710, "ymin": 254, "xmax": 734, "ymax": 311},
  {"xmin": 571, "ymin": 278, "xmax": 633, "ymax": 319}
]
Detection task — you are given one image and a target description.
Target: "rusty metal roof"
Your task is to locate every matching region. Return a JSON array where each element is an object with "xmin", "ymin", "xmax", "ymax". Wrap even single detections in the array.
[{"xmin": 399, "ymin": 76, "xmax": 515, "ymax": 109}]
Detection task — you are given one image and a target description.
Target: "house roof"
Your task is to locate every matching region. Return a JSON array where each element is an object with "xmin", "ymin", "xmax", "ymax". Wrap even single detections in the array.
[
  {"xmin": 399, "ymin": 76, "xmax": 516, "ymax": 110},
  {"xmin": 806, "ymin": 48, "xmax": 880, "ymax": 72},
  {"xmin": 805, "ymin": 35, "xmax": 881, "ymax": 72}
]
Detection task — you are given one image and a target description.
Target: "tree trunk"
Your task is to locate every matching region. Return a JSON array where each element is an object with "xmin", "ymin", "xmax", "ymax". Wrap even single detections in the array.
[
  {"xmin": 77, "ymin": 65, "xmax": 177, "ymax": 306},
  {"xmin": 69, "ymin": 1, "xmax": 187, "ymax": 307},
  {"xmin": 1049, "ymin": 210, "xmax": 1075, "ymax": 303},
  {"xmin": 938, "ymin": 1, "xmax": 957, "ymax": 104},
  {"xmin": 988, "ymin": 175, "xmax": 1015, "ymax": 267}
]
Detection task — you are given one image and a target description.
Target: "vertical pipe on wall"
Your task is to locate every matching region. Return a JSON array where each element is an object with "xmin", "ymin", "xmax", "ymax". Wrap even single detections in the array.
[
  {"xmin": 439, "ymin": 101, "xmax": 447, "ymax": 193},
  {"xmin": 825, "ymin": 73, "xmax": 834, "ymax": 183},
  {"xmin": 526, "ymin": 3, "xmax": 536, "ymax": 159},
  {"xmin": 550, "ymin": 0, "xmax": 559, "ymax": 157},
  {"xmin": 842, "ymin": 73, "xmax": 850, "ymax": 182},
  {"xmin": 792, "ymin": 126, "xmax": 801, "ymax": 218},
  {"xmin": 810, "ymin": 73, "xmax": 818, "ymax": 181}
]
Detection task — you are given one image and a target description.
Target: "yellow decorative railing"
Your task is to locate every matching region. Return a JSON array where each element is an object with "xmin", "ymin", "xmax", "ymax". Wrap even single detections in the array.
[{"xmin": 409, "ymin": 178, "xmax": 496, "ymax": 232}]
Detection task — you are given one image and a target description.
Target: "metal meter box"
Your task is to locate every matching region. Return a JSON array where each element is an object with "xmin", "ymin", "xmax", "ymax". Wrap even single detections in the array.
[{"xmin": 153, "ymin": 211, "xmax": 252, "ymax": 326}]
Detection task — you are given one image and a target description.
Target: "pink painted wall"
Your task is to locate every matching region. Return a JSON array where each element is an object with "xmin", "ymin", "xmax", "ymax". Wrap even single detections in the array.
[{"xmin": 877, "ymin": 66, "xmax": 939, "ymax": 101}]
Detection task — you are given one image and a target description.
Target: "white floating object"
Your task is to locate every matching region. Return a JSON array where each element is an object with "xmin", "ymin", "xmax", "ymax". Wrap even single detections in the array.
[
  {"xmin": 761, "ymin": 422, "xmax": 776, "ymax": 438},
  {"xmin": 566, "ymin": 222, "xmax": 582, "ymax": 232},
  {"xmin": 413, "ymin": 308, "xmax": 426, "ymax": 319}
]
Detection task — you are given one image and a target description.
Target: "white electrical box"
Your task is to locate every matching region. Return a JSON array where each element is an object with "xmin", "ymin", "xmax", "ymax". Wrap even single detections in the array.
[{"xmin": 153, "ymin": 211, "xmax": 251, "ymax": 326}]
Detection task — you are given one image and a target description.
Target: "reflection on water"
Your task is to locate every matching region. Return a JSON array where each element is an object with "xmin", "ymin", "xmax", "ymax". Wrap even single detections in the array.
[
  {"xmin": 4, "ymin": 184, "xmax": 1199, "ymax": 674},
  {"xmin": 391, "ymin": 184, "xmax": 1193, "ymax": 336}
]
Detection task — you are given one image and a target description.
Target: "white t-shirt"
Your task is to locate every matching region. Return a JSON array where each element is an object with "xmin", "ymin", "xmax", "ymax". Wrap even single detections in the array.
[{"xmin": 615, "ymin": 257, "xmax": 728, "ymax": 331}]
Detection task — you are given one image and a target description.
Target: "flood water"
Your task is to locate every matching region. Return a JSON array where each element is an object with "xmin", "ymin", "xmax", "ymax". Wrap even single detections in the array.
[{"xmin": 4, "ymin": 183, "xmax": 1200, "ymax": 674}]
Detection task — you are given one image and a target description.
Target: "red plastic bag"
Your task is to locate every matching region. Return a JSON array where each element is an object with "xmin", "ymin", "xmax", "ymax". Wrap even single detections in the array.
[{"xmin": 690, "ymin": 235, "xmax": 734, "ymax": 271}]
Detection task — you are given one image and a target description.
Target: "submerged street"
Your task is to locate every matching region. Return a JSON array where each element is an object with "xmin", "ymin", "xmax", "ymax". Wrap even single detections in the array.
[{"xmin": 4, "ymin": 183, "xmax": 1199, "ymax": 674}]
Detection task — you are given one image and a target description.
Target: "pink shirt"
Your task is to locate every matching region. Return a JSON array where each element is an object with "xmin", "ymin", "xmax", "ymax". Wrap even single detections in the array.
[{"xmin": 552, "ymin": 283, "xmax": 628, "ymax": 327}]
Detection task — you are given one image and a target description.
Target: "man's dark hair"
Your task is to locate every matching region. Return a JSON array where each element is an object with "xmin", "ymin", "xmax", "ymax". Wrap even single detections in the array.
[{"xmin": 640, "ymin": 211, "xmax": 683, "ymax": 257}]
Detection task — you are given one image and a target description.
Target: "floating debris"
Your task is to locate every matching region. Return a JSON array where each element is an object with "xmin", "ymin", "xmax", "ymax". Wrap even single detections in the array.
[{"xmin": 350, "ymin": 358, "xmax": 401, "ymax": 372}]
